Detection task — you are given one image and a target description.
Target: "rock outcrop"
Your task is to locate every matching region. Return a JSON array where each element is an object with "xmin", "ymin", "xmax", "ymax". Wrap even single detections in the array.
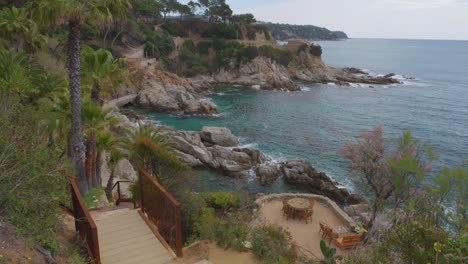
[
  {"xmin": 255, "ymin": 164, "xmax": 281, "ymax": 185},
  {"xmin": 200, "ymin": 126, "xmax": 239, "ymax": 147},
  {"xmin": 168, "ymin": 127, "xmax": 265, "ymax": 178},
  {"xmin": 130, "ymin": 69, "xmax": 218, "ymax": 115},
  {"xmin": 212, "ymin": 57, "xmax": 301, "ymax": 91},
  {"xmin": 280, "ymin": 159, "xmax": 363, "ymax": 203}
]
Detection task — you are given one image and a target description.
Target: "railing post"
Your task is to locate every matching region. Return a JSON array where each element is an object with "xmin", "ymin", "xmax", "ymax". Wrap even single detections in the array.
[
  {"xmin": 175, "ymin": 204, "xmax": 183, "ymax": 257},
  {"xmin": 117, "ymin": 182, "xmax": 121, "ymax": 206},
  {"xmin": 139, "ymin": 168, "xmax": 145, "ymax": 214}
]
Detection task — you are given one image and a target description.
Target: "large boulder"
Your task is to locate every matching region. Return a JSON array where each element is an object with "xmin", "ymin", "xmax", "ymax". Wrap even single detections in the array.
[
  {"xmin": 200, "ymin": 127, "xmax": 239, "ymax": 147},
  {"xmin": 114, "ymin": 159, "xmax": 137, "ymax": 181},
  {"xmin": 170, "ymin": 132, "xmax": 214, "ymax": 165},
  {"xmin": 134, "ymin": 71, "xmax": 219, "ymax": 115},
  {"xmin": 207, "ymin": 146, "xmax": 264, "ymax": 178},
  {"xmin": 281, "ymin": 159, "xmax": 359, "ymax": 203},
  {"xmin": 255, "ymin": 164, "xmax": 281, "ymax": 185}
]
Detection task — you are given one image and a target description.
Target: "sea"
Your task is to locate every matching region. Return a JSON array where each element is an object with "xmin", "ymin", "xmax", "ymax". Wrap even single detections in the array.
[{"xmin": 138, "ymin": 38, "xmax": 468, "ymax": 194}]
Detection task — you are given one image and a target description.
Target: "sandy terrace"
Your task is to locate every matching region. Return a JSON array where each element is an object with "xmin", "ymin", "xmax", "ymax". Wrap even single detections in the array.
[{"xmin": 257, "ymin": 199, "xmax": 348, "ymax": 260}]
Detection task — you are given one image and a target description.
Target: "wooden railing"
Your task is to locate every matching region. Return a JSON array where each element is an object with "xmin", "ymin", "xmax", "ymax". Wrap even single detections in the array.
[
  {"xmin": 138, "ymin": 168, "xmax": 183, "ymax": 257},
  {"xmin": 112, "ymin": 180, "xmax": 135, "ymax": 207},
  {"xmin": 70, "ymin": 180, "xmax": 101, "ymax": 264}
]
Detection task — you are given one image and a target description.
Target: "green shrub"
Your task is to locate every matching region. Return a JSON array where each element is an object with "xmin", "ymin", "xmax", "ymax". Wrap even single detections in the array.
[
  {"xmin": 251, "ymin": 225, "xmax": 298, "ymax": 264},
  {"xmin": 161, "ymin": 21, "xmax": 188, "ymax": 37},
  {"xmin": 202, "ymin": 23, "xmax": 240, "ymax": 39},
  {"xmin": 0, "ymin": 104, "xmax": 72, "ymax": 254},
  {"xmin": 144, "ymin": 32, "xmax": 174, "ymax": 58},
  {"xmin": 246, "ymin": 25, "xmax": 271, "ymax": 41},
  {"xmin": 309, "ymin": 43, "xmax": 322, "ymax": 57},
  {"xmin": 197, "ymin": 41, "xmax": 212, "ymax": 55},
  {"xmin": 258, "ymin": 45, "xmax": 293, "ymax": 66},
  {"xmin": 191, "ymin": 208, "xmax": 248, "ymax": 251},
  {"xmin": 203, "ymin": 191, "xmax": 240, "ymax": 210}
]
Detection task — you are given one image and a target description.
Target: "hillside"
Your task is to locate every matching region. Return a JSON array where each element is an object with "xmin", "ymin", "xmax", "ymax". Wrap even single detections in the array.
[{"xmin": 262, "ymin": 22, "xmax": 348, "ymax": 40}]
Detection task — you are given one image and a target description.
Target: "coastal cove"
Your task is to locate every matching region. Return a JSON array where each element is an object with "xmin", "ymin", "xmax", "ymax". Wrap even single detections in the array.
[{"xmin": 131, "ymin": 38, "xmax": 468, "ymax": 195}]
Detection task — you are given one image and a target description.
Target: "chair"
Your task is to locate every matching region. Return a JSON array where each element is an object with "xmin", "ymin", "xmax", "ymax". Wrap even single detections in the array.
[
  {"xmin": 282, "ymin": 199, "xmax": 292, "ymax": 219},
  {"xmin": 334, "ymin": 234, "xmax": 363, "ymax": 250},
  {"xmin": 308, "ymin": 198, "xmax": 315, "ymax": 208},
  {"xmin": 320, "ymin": 222, "xmax": 338, "ymax": 243},
  {"xmin": 302, "ymin": 208, "xmax": 313, "ymax": 224}
]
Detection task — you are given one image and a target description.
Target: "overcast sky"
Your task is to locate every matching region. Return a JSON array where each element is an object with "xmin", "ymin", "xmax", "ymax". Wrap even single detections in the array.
[{"xmin": 182, "ymin": 0, "xmax": 468, "ymax": 40}]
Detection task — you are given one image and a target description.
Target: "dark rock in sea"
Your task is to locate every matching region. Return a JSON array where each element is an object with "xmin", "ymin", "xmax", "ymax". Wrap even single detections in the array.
[
  {"xmin": 255, "ymin": 164, "xmax": 281, "ymax": 185},
  {"xmin": 280, "ymin": 159, "xmax": 361, "ymax": 203},
  {"xmin": 384, "ymin": 73, "xmax": 396, "ymax": 78},
  {"xmin": 343, "ymin": 67, "xmax": 368, "ymax": 75}
]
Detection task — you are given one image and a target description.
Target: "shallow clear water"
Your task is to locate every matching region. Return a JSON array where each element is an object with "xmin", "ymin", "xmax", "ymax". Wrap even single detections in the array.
[{"xmin": 140, "ymin": 39, "xmax": 468, "ymax": 194}]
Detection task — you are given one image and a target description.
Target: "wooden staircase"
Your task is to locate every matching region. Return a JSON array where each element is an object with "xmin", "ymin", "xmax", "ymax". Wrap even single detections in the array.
[{"xmin": 92, "ymin": 209, "xmax": 175, "ymax": 264}]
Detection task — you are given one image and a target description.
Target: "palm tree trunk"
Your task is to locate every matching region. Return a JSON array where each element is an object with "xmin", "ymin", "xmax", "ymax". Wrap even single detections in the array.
[
  {"xmin": 105, "ymin": 167, "xmax": 115, "ymax": 201},
  {"xmin": 85, "ymin": 137, "xmax": 93, "ymax": 188},
  {"xmin": 91, "ymin": 136, "xmax": 98, "ymax": 188},
  {"xmin": 96, "ymin": 150, "xmax": 102, "ymax": 187},
  {"xmin": 110, "ymin": 29, "xmax": 124, "ymax": 49},
  {"xmin": 68, "ymin": 17, "xmax": 88, "ymax": 195},
  {"xmin": 90, "ymin": 81, "xmax": 103, "ymax": 106}
]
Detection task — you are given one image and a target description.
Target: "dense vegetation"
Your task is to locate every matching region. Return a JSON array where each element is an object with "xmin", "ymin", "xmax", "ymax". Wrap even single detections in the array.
[
  {"xmin": 263, "ymin": 22, "xmax": 348, "ymax": 40},
  {"xmin": 0, "ymin": 0, "xmax": 466, "ymax": 263},
  {"xmin": 167, "ymin": 38, "xmax": 294, "ymax": 77}
]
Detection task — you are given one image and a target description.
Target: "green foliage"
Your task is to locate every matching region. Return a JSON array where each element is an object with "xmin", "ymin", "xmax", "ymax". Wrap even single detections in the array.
[
  {"xmin": 264, "ymin": 22, "xmax": 348, "ymax": 41},
  {"xmin": 0, "ymin": 6, "xmax": 45, "ymax": 53},
  {"xmin": 197, "ymin": 40, "xmax": 212, "ymax": 55},
  {"xmin": 0, "ymin": 104, "xmax": 72, "ymax": 254},
  {"xmin": 203, "ymin": 191, "xmax": 240, "ymax": 210},
  {"xmin": 320, "ymin": 240, "xmax": 336, "ymax": 264},
  {"xmin": 309, "ymin": 43, "xmax": 323, "ymax": 57},
  {"xmin": 191, "ymin": 208, "xmax": 248, "ymax": 251},
  {"xmin": 201, "ymin": 22, "xmax": 239, "ymax": 39},
  {"xmin": 161, "ymin": 21, "xmax": 188, "ymax": 37},
  {"xmin": 231, "ymin": 13, "xmax": 256, "ymax": 25},
  {"xmin": 251, "ymin": 225, "xmax": 297, "ymax": 264},
  {"xmin": 144, "ymin": 31, "xmax": 175, "ymax": 58},
  {"xmin": 0, "ymin": 48, "xmax": 44, "ymax": 101},
  {"xmin": 258, "ymin": 45, "xmax": 293, "ymax": 66},
  {"xmin": 123, "ymin": 121, "xmax": 187, "ymax": 173},
  {"xmin": 245, "ymin": 24, "xmax": 270, "ymax": 40}
]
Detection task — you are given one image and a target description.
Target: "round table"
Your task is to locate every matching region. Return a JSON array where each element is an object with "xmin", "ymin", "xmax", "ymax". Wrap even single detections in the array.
[{"xmin": 287, "ymin": 198, "xmax": 311, "ymax": 211}]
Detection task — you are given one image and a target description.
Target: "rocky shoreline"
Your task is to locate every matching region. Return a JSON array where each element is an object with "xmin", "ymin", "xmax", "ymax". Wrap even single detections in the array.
[
  {"xmin": 117, "ymin": 41, "xmax": 406, "ymax": 116},
  {"xmin": 111, "ymin": 109, "xmax": 365, "ymax": 205}
]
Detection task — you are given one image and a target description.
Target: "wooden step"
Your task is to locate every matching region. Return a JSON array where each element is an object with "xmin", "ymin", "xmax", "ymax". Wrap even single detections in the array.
[{"xmin": 92, "ymin": 209, "xmax": 174, "ymax": 264}]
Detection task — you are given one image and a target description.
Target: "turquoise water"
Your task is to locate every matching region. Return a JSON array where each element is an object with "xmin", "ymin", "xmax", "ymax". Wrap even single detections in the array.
[{"xmin": 141, "ymin": 39, "xmax": 468, "ymax": 194}]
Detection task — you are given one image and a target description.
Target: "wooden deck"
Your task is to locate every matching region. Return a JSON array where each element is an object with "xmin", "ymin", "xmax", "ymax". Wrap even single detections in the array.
[{"xmin": 92, "ymin": 209, "xmax": 175, "ymax": 264}]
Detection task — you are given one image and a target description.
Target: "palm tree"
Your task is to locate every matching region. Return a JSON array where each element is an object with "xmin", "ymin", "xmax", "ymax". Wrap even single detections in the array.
[
  {"xmin": 105, "ymin": 148, "xmax": 127, "ymax": 201},
  {"xmin": 96, "ymin": 131, "xmax": 119, "ymax": 188},
  {"xmin": 81, "ymin": 46, "xmax": 127, "ymax": 105},
  {"xmin": 82, "ymin": 101, "xmax": 116, "ymax": 189},
  {"xmin": 122, "ymin": 121, "xmax": 186, "ymax": 176},
  {"xmin": 33, "ymin": 0, "xmax": 131, "ymax": 194},
  {"xmin": 0, "ymin": 48, "xmax": 43, "ymax": 113},
  {"xmin": 0, "ymin": 6, "xmax": 44, "ymax": 53}
]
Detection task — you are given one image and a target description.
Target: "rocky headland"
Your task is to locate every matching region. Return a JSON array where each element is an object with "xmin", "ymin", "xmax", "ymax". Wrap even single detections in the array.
[{"xmin": 112, "ymin": 39, "xmax": 403, "ymax": 116}]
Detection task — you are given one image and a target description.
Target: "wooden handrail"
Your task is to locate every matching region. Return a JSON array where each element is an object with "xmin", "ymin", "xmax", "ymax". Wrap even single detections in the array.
[
  {"xmin": 138, "ymin": 168, "xmax": 183, "ymax": 257},
  {"xmin": 63, "ymin": 171, "xmax": 100, "ymax": 264},
  {"xmin": 111, "ymin": 180, "xmax": 135, "ymax": 207}
]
